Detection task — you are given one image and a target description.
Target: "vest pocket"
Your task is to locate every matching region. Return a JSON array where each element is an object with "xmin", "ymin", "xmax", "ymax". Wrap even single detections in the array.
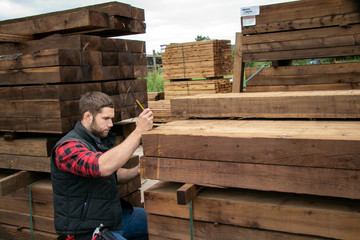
[{"xmin": 80, "ymin": 192, "xmax": 91, "ymax": 221}]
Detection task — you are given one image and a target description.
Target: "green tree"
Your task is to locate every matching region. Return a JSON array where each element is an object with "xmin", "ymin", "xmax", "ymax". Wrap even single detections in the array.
[{"xmin": 195, "ymin": 35, "xmax": 211, "ymax": 41}]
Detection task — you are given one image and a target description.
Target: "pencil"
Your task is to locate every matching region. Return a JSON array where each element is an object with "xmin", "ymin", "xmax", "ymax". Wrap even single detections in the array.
[{"xmin": 136, "ymin": 99, "xmax": 145, "ymax": 111}]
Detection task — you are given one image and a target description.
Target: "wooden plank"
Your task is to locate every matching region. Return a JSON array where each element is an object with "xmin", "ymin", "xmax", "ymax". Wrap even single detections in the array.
[
  {"xmin": 243, "ymin": 45, "xmax": 360, "ymax": 61},
  {"xmin": 0, "ymin": 171, "xmax": 45, "ymax": 196},
  {"xmin": 242, "ymin": 12, "xmax": 360, "ymax": 35},
  {"xmin": 9, "ymin": 34, "xmax": 102, "ymax": 55},
  {"xmin": 0, "ymin": 155, "xmax": 50, "ymax": 172},
  {"xmin": 0, "ymin": 223, "xmax": 62, "ymax": 240},
  {"xmin": 170, "ymin": 90, "xmax": 360, "ymax": 119},
  {"xmin": 241, "ymin": 24, "xmax": 360, "ymax": 45},
  {"xmin": 145, "ymin": 182, "xmax": 360, "ymax": 240},
  {"xmin": 243, "ymin": 34, "xmax": 360, "ymax": 54},
  {"xmin": 176, "ymin": 183, "xmax": 201, "ymax": 205},
  {"xmin": 0, "ymin": 81, "xmax": 102, "ymax": 101},
  {"xmin": 82, "ymin": 17, "xmax": 146, "ymax": 37},
  {"xmin": 0, "ymin": 33, "xmax": 33, "ymax": 43},
  {"xmin": 248, "ymin": 0, "xmax": 359, "ymax": 26},
  {"xmin": 0, "ymin": 209, "xmax": 55, "ymax": 233},
  {"xmin": 0, "ymin": 49, "xmax": 81, "ymax": 70},
  {"xmin": 8, "ymin": 178, "xmax": 53, "ymax": 203},
  {"xmin": 147, "ymin": 214, "xmax": 330, "ymax": 240},
  {"xmin": 245, "ymin": 83, "xmax": 360, "ymax": 92},
  {"xmin": 0, "ymin": 137, "xmax": 56, "ymax": 156},
  {"xmin": 0, "ymin": 10, "xmax": 109, "ymax": 36},
  {"xmin": 0, "ymin": 195, "xmax": 53, "ymax": 218},
  {"xmin": 0, "ymin": 100, "xmax": 78, "ymax": 118},
  {"xmin": 0, "ymin": 116, "xmax": 79, "ymax": 134},
  {"xmin": 132, "ymin": 40, "xmax": 146, "ymax": 53},
  {"xmin": 244, "ymin": 63, "xmax": 360, "ymax": 86},
  {"xmin": 0, "ymin": 66, "xmax": 83, "ymax": 85},
  {"xmin": 141, "ymin": 156, "xmax": 360, "ymax": 199},
  {"xmin": 232, "ymin": 33, "xmax": 244, "ymax": 93},
  {"xmin": 142, "ymin": 120, "xmax": 360, "ymax": 170}
]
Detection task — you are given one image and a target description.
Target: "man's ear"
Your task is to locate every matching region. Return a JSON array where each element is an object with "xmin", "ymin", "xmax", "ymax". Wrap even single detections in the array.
[{"xmin": 83, "ymin": 111, "xmax": 93, "ymax": 123}]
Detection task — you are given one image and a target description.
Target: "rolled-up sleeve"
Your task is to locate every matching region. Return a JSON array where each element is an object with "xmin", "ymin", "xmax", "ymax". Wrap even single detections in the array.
[{"xmin": 54, "ymin": 140, "xmax": 103, "ymax": 178}]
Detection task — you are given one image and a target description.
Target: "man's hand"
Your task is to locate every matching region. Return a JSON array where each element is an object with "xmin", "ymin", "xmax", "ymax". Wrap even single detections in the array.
[
  {"xmin": 135, "ymin": 108, "xmax": 153, "ymax": 134},
  {"xmin": 98, "ymin": 108, "xmax": 152, "ymax": 177}
]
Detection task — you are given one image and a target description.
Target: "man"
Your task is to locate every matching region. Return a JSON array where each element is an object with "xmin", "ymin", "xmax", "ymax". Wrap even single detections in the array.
[{"xmin": 51, "ymin": 91, "xmax": 153, "ymax": 240}]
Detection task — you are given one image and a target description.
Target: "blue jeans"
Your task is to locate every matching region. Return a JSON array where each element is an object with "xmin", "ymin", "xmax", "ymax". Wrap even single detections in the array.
[{"xmin": 110, "ymin": 207, "xmax": 148, "ymax": 240}]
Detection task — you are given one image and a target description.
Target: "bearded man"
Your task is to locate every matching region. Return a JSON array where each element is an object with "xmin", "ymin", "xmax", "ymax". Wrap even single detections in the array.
[{"xmin": 51, "ymin": 91, "xmax": 153, "ymax": 240}]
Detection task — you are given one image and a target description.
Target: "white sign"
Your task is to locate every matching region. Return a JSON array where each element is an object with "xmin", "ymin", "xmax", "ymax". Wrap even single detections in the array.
[
  {"xmin": 242, "ymin": 16, "xmax": 256, "ymax": 26},
  {"xmin": 241, "ymin": 6, "xmax": 260, "ymax": 17}
]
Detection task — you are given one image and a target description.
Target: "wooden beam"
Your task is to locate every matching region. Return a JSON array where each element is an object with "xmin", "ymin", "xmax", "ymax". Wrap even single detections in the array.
[
  {"xmin": 0, "ymin": 171, "xmax": 45, "ymax": 197},
  {"xmin": 232, "ymin": 32, "xmax": 244, "ymax": 92},
  {"xmin": 176, "ymin": 183, "xmax": 201, "ymax": 205},
  {"xmin": 170, "ymin": 90, "xmax": 360, "ymax": 119},
  {"xmin": 144, "ymin": 181, "xmax": 360, "ymax": 240},
  {"xmin": 142, "ymin": 120, "xmax": 360, "ymax": 170},
  {"xmin": 147, "ymin": 214, "xmax": 328, "ymax": 240},
  {"xmin": 141, "ymin": 156, "xmax": 360, "ymax": 199},
  {"xmin": 0, "ymin": 33, "xmax": 33, "ymax": 42}
]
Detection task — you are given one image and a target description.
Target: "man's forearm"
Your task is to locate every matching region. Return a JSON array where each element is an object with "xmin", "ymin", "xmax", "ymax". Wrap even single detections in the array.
[
  {"xmin": 117, "ymin": 166, "xmax": 139, "ymax": 184},
  {"xmin": 98, "ymin": 129, "xmax": 142, "ymax": 176}
]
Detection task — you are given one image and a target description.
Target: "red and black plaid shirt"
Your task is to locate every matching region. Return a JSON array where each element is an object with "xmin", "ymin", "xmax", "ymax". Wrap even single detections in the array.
[{"xmin": 54, "ymin": 140, "xmax": 103, "ymax": 178}]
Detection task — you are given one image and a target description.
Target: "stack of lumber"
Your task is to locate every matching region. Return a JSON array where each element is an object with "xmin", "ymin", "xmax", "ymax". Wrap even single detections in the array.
[
  {"xmin": 0, "ymin": 2, "xmax": 147, "ymax": 238},
  {"xmin": 0, "ymin": 1, "xmax": 145, "ymax": 41},
  {"xmin": 0, "ymin": 155, "xmax": 141, "ymax": 240},
  {"xmin": 163, "ymin": 78, "xmax": 232, "ymax": 100},
  {"xmin": 162, "ymin": 40, "xmax": 233, "ymax": 80},
  {"xmin": 232, "ymin": 0, "xmax": 360, "ymax": 92},
  {"xmin": 148, "ymin": 92, "xmax": 165, "ymax": 101},
  {"xmin": 0, "ymin": 2, "xmax": 147, "ymax": 134},
  {"xmin": 148, "ymin": 100, "xmax": 178, "ymax": 123},
  {"xmin": 141, "ymin": 89, "xmax": 360, "ymax": 239},
  {"xmin": 0, "ymin": 35, "xmax": 147, "ymax": 134}
]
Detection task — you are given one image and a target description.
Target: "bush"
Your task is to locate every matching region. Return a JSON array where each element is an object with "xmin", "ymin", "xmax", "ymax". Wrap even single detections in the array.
[{"xmin": 146, "ymin": 68, "xmax": 168, "ymax": 92}]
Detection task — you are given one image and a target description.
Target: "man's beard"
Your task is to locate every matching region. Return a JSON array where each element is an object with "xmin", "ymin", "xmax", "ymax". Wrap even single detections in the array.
[{"xmin": 90, "ymin": 119, "xmax": 109, "ymax": 138}]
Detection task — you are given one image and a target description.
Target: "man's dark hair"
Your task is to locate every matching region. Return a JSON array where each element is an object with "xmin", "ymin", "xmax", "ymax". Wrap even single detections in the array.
[{"xmin": 79, "ymin": 91, "xmax": 114, "ymax": 118}]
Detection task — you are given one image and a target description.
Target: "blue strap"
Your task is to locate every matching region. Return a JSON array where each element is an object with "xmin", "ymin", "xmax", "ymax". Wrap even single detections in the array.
[
  {"xmin": 29, "ymin": 180, "xmax": 41, "ymax": 240},
  {"xmin": 190, "ymin": 201, "xmax": 194, "ymax": 240},
  {"xmin": 244, "ymin": 65, "xmax": 267, "ymax": 84}
]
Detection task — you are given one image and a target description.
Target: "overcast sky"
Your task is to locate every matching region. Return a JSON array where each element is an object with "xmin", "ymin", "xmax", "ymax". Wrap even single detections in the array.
[{"xmin": 0, "ymin": 0, "xmax": 294, "ymax": 54}]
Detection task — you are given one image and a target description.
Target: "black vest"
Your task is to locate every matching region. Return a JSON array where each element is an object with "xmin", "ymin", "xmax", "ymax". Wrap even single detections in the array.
[{"xmin": 50, "ymin": 121, "xmax": 122, "ymax": 235}]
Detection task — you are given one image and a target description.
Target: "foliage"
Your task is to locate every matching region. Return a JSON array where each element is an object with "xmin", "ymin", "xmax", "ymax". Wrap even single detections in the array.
[
  {"xmin": 146, "ymin": 68, "xmax": 168, "ymax": 92},
  {"xmin": 195, "ymin": 35, "xmax": 211, "ymax": 41}
]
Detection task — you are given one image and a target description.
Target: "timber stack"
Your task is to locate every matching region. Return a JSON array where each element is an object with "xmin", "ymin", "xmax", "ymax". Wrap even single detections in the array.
[
  {"xmin": 141, "ymin": 0, "xmax": 360, "ymax": 239},
  {"xmin": 149, "ymin": 40, "xmax": 233, "ymax": 123},
  {"xmin": 232, "ymin": 0, "xmax": 360, "ymax": 92},
  {"xmin": 0, "ymin": 2, "xmax": 146, "ymax": 239}
]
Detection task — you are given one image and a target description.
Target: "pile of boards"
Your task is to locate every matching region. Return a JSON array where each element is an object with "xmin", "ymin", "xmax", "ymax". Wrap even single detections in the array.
[
  {"xmin": 163, "ymin": 78, "xmax": 232, "ymax": 100},
  {"xmin": 0, "ymin": 1, "xmax": 148, "ymax": 133},
  {"xmin": 151, "ymin": 40, "xmax": 233, "ymax": 123},
  {"xmin": 141, "ymin": 89, "xmax": 360, "ymax": 240},
  {"xmin": 232, "ymin": 0, "xmax": 360, "ymax": 92},
  {"xmin": 162, "ymin": 40, "xmax": 233, "ymax": 80},
  {"xmin": 0, "ymin": 2, "xmax": 147, "ymax": 239},
  {"xmin": 141, "ymin": 1, "xmax": 360, "ymax": 239}
]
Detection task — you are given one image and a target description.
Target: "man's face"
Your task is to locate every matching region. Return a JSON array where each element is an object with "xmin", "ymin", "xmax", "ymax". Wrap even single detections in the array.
[{"xmin": 89, "ymin": 107, "xmax": 115, "ymax": 138}]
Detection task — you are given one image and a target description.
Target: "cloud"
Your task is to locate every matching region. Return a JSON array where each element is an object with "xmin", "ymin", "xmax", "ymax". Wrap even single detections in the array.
[
  {"xmin": 0, "ymin": 0, "xmax": 35, "ymax": 20},
  {"xmin": 0, "ymin": 0, "xmax": 296, "ymax": 53}
]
